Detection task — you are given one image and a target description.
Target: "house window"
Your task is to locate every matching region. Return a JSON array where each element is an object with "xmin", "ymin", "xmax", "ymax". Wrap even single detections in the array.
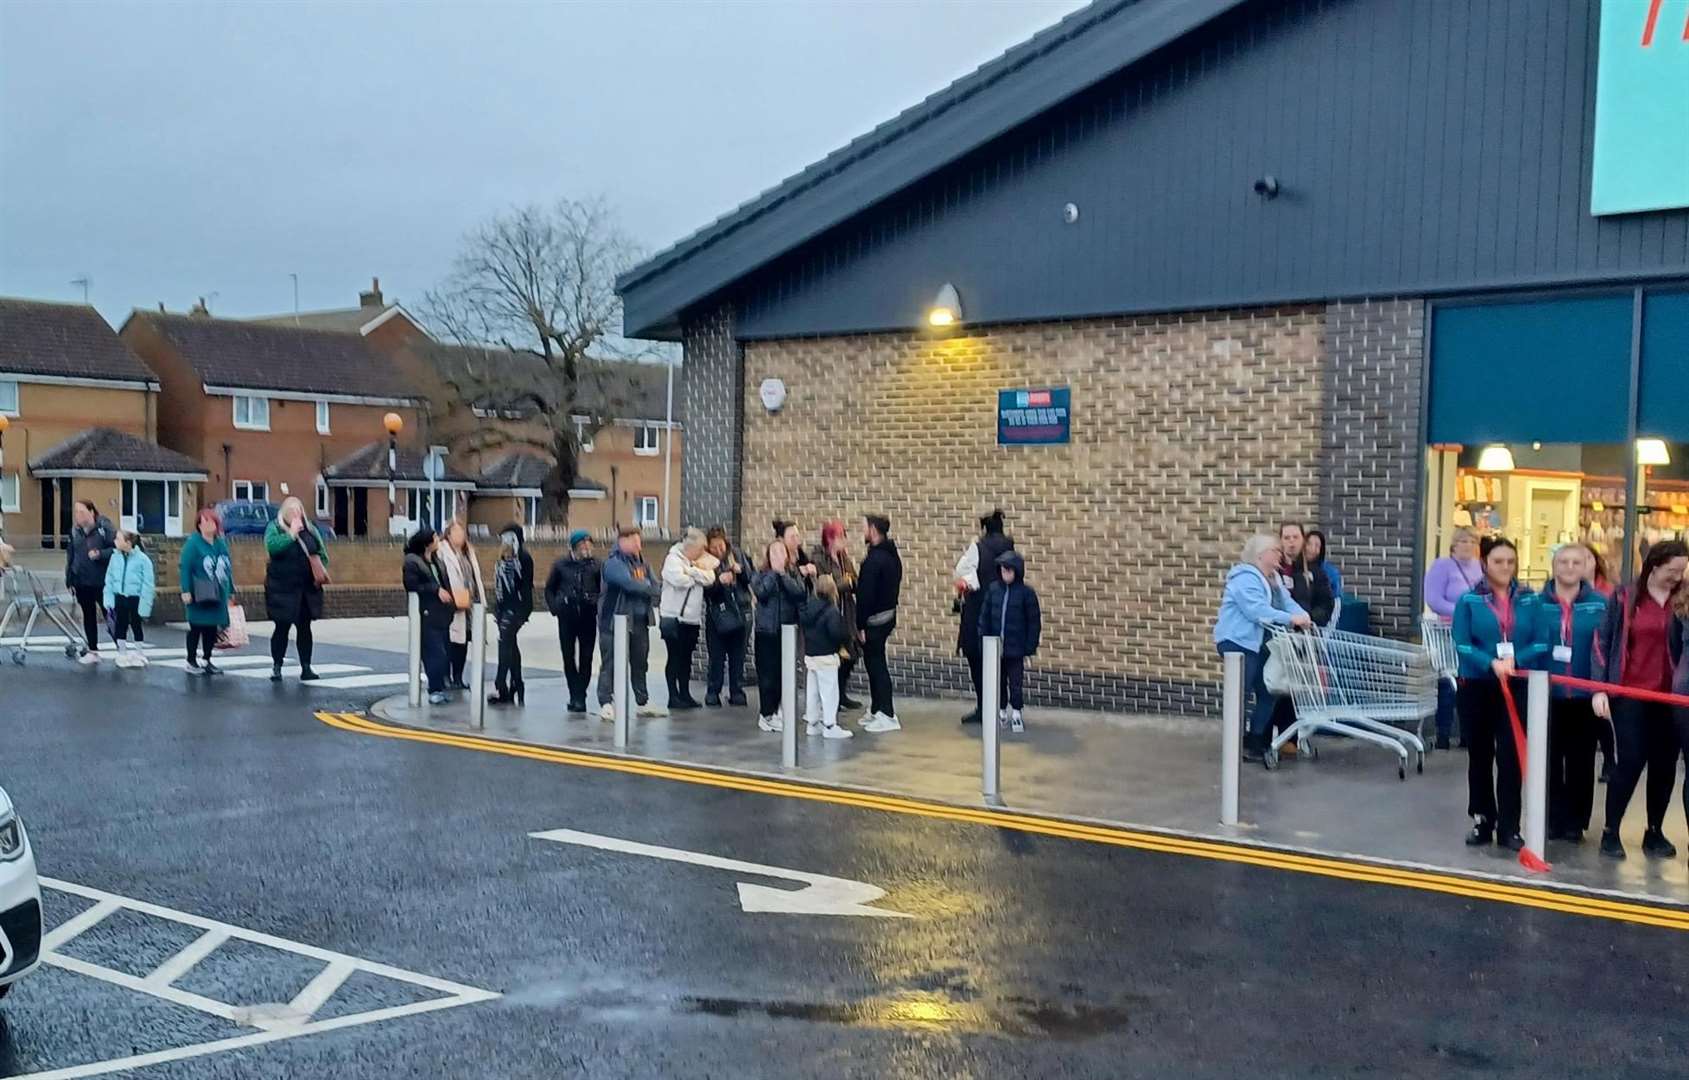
[
  {"xmin": 232, "ymin": 480, "xmax": 268, "ymax": 503},
  {"xmin": 575, "ymin": 419, "xmax": 595, "ymax": 454},
  {"xmin": 633, "ymin": 424, "xmax": 660, "ymax": 456},
  {"xmin": 315, "ymin": 479, "xmax": 330, "ymax": 518},
  {"xmin": 233, "ymin": 395, "xmax": 271, "ymax": 431},
  {"xmin": 524, "ymin": 496, "xmax": 540, "ymax": 528},
  {"xmin": 0, "ymin": 472, "xmax": 18, "ymax": 513},
  {"xmin": 316, "ymin": 400, "xmax": 331, "ymax": 435},
  {"xmin": 0, "ymin": 379, "xmax": 17, "ymax": 416},
  {"xmin": 635, "ymin": 495, "xmax": 659, "ymax": 528}
]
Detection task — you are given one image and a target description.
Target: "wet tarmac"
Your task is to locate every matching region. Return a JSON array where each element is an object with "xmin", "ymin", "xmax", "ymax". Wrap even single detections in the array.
[{"xmin": 1, "ymin": 642, "xmax": 1687, "ymax": 1077}]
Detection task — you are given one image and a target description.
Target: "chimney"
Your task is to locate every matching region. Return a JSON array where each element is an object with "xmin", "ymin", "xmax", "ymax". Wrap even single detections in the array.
[
  {"xmin": 358, "ymin": 276, "xmax": 384, "ymax": 309},
  {"xmin": 189, "ymin": 297, "xmax": 210, "ymax": 317}
]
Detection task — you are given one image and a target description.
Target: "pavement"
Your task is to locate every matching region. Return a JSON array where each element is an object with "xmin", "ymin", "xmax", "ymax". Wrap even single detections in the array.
[{"xmin": 2, "ymin": 626, "xmax": 1689, "ymax": 1076}]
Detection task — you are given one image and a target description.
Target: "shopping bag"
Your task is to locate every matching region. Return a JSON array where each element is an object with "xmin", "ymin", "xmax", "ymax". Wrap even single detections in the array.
[
  {"xmin": 218, "ymin": 603, "xmax": 250, "ymax": 650},
  {"xmin": 1262, "ymin": 635, "xmax": 1293, "ymax": 695}
]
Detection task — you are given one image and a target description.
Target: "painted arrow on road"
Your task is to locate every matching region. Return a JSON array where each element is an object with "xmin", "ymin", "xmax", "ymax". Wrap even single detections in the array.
[{"xmin": 529, "ymin": 828, "xmax": 914, "ymax": 918}]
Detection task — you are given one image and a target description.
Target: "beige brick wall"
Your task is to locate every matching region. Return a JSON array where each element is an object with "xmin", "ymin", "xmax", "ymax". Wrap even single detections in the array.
[{"xmin": 740, "ymin": 306, "xmax": 1326, "ymax": 702}]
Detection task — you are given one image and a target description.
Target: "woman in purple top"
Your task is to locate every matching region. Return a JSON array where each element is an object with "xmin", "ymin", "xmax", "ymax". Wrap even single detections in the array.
[{"xmin": 1424, "ymin": 527, "xmax": 1482, "ymax": 748}]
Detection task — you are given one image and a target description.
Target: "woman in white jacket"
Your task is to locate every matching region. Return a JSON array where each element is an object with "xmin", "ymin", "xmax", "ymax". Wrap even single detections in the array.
[
  {"xmin": 660, "ymin": 528, "xmax": 717, "ymax": 710},
  {"xmin": 437, "ymin": 521, "xmax": 486, "ymax": 690}
]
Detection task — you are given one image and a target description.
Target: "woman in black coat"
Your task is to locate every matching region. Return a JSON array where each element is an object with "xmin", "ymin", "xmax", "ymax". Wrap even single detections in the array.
[{"xmin": 264, "ymin": 496, "xmax": 328, "ymax": 682}]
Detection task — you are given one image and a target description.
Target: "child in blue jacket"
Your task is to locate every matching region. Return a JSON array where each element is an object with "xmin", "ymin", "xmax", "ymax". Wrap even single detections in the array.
[
  {"xmin": 977, "ymin": 550, "xmax": 1041, "ymax": 732},
  {"xmin": 102, "ymin": 530, "xmax": 155, "ymax": 668}
]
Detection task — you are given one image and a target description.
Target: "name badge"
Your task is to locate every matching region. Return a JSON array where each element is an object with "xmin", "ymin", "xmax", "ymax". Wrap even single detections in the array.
[
  {"xmin": 1496, "ymin": 642, "xmax": 1515, "ymax": 660},
  {"xmin": 1553, "ymin": 645, "xmax": 1573, "ymax": 663}
]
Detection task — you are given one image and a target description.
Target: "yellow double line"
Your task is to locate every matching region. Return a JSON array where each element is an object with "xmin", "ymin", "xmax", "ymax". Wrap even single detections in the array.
[{"xmin": 315, "ymin": 710, "xmax": 1689, "ymax": 933}]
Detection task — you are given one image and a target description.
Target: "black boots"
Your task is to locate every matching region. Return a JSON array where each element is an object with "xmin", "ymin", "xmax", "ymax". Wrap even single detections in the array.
[
  {"xmin": 1599, "ymin": 831, "xmax": 1626, "ymax": 859},
  {"xmin": 1642, "ymin": 828, "xmax": 1679, "ymax": 859},
  {"xmin": 1465, "ymin": 819, "xmax": 1494, "ymax": 847}
]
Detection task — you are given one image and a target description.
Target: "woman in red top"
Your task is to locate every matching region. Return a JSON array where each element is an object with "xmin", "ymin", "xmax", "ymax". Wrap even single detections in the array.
[{"xmin": 1592, "ymin": 540, "xmax": 1688, "ymax": 860}]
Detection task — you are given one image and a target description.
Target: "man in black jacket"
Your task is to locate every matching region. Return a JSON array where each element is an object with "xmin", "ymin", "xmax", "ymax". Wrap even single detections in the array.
[
  {"xmin": 856, "ymin": 514, "xmax": 903, "ymax": 733},
  {"xmin": 956, "ymin": 509, "xmax": 1014, "ymax": 725},
  {"xmin": 545, "ymin": 529, "xmax": 601, "ymax": 712},
  {"xmin": 65, "ymin": 499, "xmax": 115, "ymax": 663}
]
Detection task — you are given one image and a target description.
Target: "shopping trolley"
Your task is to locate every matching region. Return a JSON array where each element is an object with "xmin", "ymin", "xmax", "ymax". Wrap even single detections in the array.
[
  {"xmin": 1263, "ymin": 625, "xmax": 1437, "ymax": 779},
  {"xmin": 1420, "ymin": 615, "xmax": 1459, "ymax": 690},
  {"xmin": 0, "ymin": 567, "xmax": 89, "ymax": 665}
]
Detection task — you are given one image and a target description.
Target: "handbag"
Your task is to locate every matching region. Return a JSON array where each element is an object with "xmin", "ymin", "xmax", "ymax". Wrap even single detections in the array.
[
  {"xmin": 191, "ymin": 572, "xmax": 222, "ymax": 605},
  {"xmin": 308, "ymin": 552, "xmax": 331, "ymax": 587},
  {"xmin": 451, "ymin": 586, "xmax": 472, "ymax": 610},
  {"xmin": 660, "ymin": 585, "xmax": 697, "ymax": 640},
  {"xmin": 709, "ymin": 588, "xmax": 746, "ymax": 636}
]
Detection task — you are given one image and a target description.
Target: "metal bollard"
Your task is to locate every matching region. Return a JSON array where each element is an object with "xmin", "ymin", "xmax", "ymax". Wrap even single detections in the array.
[
  {"xmin": 1524, "ymin": 669, "xmax": 1550, "ymax": 856},
  {"xmin": 407, "ymin": 592, "xmax": 422, "ymax": 708},
  {"xmin": 982, "ymin": 635, "xmax": 1002, "ymax": 803},
  {"xmin": 612, "ymin": 613, "xmax": 630, "ymax": 750},
  {"xmin": 781, "ymin": 624, "xmax": 798, "ymax": 768},
  {"xmin": 1220, "ymin": 650, "xmax": 1243, "ymax": 826},
  {"xmin": 468, "ymin": 601, "xmax": 487, "ymax": 730}
]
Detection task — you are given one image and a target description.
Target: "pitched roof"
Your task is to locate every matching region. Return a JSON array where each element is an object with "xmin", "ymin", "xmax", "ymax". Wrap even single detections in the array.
[
  {"xmin": 247, "ymin": 303, "xmax": 424, "ymax": 337},
  {"xmin": 322, "ymin": 443, "xmax": 476, "ymax": 485},
  {"xmin": 124, "ymin": 311, "xmax": 420, "ymax": 400},
  {"xmin": 615, "ymin": 0, "xmax": 1246, "ymax": 338},
  {"xmin": 28, "ymin": 428, "xmax": 207, "ymax": 478},
  {"xmin": 413, "ymin": 341, "xmax": 675, "ymax": 420},
  {"xmin": 0, "ymin": 298, "xmax": 158, "ymax": 384},
  {"xmin": 476, "ymin": 453, "xmax": 553, "ymax": 492}
]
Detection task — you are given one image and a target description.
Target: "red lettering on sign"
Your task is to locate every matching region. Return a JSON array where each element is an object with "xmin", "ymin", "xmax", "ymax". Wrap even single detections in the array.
[
  {"xmin": 1028, "ymin": 391, "xmax": 1051, "ymax": 406},
  {"xmin": 1644, "ymin": 0, "xmax": 1662, "ymax": 46}
]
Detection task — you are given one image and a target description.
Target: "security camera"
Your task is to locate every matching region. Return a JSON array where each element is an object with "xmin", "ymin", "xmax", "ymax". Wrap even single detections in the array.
[{"xmin": 1253, "ymin": 175, "xmax": 1280, "ymax": 199}]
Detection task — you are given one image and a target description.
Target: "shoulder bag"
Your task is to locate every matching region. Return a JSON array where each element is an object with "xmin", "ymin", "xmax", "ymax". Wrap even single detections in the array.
[{"xmin": 660, "ymin": 586, "xmax": 697, "ymax": 641}]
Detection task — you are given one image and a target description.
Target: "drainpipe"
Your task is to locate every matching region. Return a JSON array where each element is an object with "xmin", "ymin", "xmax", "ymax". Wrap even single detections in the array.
[{"xmin": 221, "ymin": 443, "xmax": 232, "ymax": 500}]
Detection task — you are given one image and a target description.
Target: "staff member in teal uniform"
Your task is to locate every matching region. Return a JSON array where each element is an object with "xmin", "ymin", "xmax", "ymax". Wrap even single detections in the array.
[{"xmin": 1528, "ymin": 543, "xmax": 1608, "ymax": 845}]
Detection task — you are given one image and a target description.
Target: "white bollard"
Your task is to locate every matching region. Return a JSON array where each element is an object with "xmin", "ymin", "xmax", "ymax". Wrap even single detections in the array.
[
  {"xmin": 468, "ymin": 601, "xmax": 487, "ymax": 730},
  {"xmin": 407, "ymin": 592, "xmax": 422, "ymax": 708},
  {"xmin": 612, "ymin": 613, "xmax": 630, "ymax": 750},
  {"xmin": 781, "ymin": 624, "xmax": 798, "ymax": 768},
  {"xmin": 1524, "ymin": 669, "xmax": 1550, "ymax": 856},
  {"xmin": 1220, "ymin": 650, "xmax": 1243, "ymax": 826},
  {"xmin": 982, "ymin": 635, "xmax": 1002, "ymax": 802}
]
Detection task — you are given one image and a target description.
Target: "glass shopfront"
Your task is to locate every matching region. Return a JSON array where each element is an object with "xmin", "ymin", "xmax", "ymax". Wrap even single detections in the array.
[{"xmin": 1423, "ymin": 286, "xmax": 1689, "ymax": 591}]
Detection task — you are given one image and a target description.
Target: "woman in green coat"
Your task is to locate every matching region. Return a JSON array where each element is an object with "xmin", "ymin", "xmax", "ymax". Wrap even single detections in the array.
[{"xmin": 179, "ymin": 506, "xmax": 233, "ymax": 674}]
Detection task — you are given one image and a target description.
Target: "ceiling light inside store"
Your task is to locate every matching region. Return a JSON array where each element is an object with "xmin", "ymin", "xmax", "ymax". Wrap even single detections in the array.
[
  {"xmin": 927, "ymin": 283, "xmax": 962, "ymax": 327},
  {"xmin": 1638, "ymin": 438, "xmax": 1671, "ymax": 466},
  {"xmin": 1476, "ymin": 445, "xmax": 1515, "ymax": 472}
]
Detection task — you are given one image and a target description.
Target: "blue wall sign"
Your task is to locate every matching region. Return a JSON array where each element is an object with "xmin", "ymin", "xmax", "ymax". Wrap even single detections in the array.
[{"xmin": 997, "ymin": 387, "xmax": 1071, "ymax": 446}]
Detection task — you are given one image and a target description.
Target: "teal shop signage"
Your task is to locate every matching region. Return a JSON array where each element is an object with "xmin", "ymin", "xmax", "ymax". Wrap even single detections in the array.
[{"xmin": 1591, "ymin": 0, "xmax": 1689, "ymax": 216}]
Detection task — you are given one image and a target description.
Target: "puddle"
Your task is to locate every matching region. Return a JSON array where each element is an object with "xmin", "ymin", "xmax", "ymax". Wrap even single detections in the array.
[{"xmin": 679, "ymin": 994, "xmax": 1132, "ymax": 1040}]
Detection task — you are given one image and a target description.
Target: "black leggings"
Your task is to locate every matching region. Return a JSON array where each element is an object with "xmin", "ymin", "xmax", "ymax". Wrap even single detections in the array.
[
  {"xmin": 74, "ymin": 585, "xmax": 101, "ymax": 652},
  {"xmin": 1604, "ymin": 699, "xmax": 1686, "ymax": 835},
  {"xmin": 755, "ymin": 631, "xmax": 782, "ymax": 717},
  {"xmin": 111, "ymin": 595, "xmax": 144, "ymax": 643},
  {"xmin": 1459, "ymin": 679, "xmax": 1522, "ymax": 837},
  {"xmin": 186, "ymin": 626, "xmax": 217, "ymax": 663},
  {"xmin": 271, "ymin": 615, "xmax": 313, "ymax": 669}
]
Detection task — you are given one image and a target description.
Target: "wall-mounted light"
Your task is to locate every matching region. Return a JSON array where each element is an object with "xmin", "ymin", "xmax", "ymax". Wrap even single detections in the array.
[
  {"xmin": 1476, "ymin": 445, "xmax": 1516, "ymax": 472},
  {"xmin": 1252, "ymin": 175, "xmax": 1281, "ymax": 200},
  {"xmin": 1637, "ymin": 438, "xmax": 1671, "ymax": 466},
  {"xmin": 927, "ymin": 283, "xmax": 962, "ymax": 327}
]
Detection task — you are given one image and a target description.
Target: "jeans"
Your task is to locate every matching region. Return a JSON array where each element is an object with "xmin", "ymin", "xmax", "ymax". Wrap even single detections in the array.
[
  {"xmin": 1460, "ymin": 679, "xmax": 1522, "ymax": 836},
  {"xmin": 74, "ymin": 585, "xmax": 101, "ymax": 652},
  {"xmin": 705, "ymin": 626, "xmax": 747, "ymax": 699},
  {"xmin": 755, "ymin": 631, "xmax": 783, "ymax": 718},
  {"xmin": 271, "ymin": 615, "xmax": 314, "ymax": 671},
  {"xmin": 421, "ymin": 623, "xmax": 450, "ymax": 694},
  {"xmin": 863, "ymin": 623, "xmax": 895, "ymax": 718},
  {"xmin": 186, "ymin": 626, "xmax": 217, "ymax": 663},
  {"xmin": 1216, "ymin": 641, "xmax": 1274, "ymax": 739},
  {"xmin": 111, "ymin": 594, "xmax": 144, "ymax": 643},
  {"xmin": 597, "ymin": 624, "xmax": 650, "ymax": 707},
  {"xmin": 1548, "ymin": 697, "xmax": 1598, "ymax": 835},
  {"xmin": 558, "ymin": 612, "xmax": 596, "ymax": 704},
  {"xmin": 495, "ymin": 621, "xmax": 524, "ymax": 697},
  {"xmin": 804, "ymin": 655, "xmax": 841, "ymax": 728},
  {"xmin": 665, "ymin": 622, "xmax": 700, "ymax": 702},
  {"xmin": 1604, "ymin": 699, "xmax": 1683, "ymax": 835}
]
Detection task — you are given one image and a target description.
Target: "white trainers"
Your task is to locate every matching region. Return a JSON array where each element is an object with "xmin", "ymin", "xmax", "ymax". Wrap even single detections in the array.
[
  {"xmin": 1009, "ymin": 709, "xmax": 1025, "ymax": 734},
  {"xmin": 599, "ymin": 703, "xmax": 615, "ymax": 722},
  {"xmin": 118, "ymin": 650, "xmax": 142, "ymax": 669},
  {"xmin": 136, "ymin": 652, "xmax": 150, "ymax": 667},
  {"xmin": 806, "ymin": 718, "xmax": 822, "ymax": 735},
  {"xmin": 861, "ymin": 713, "xmax": 901, "ymax": 733},
  {"xmin": 637, "ymin": 702, "xmax": 668, "ymax": 718},
  {"xmin": 822, "ymin": 724, "xmax": 854, "ymax": 740},
  {"xmin": 77, "ymin": 651, "xmax": 101, "ymax": 666},
  {"xmin": 757, "ymin": 715, "xmax": 784, "ymax": 733}
]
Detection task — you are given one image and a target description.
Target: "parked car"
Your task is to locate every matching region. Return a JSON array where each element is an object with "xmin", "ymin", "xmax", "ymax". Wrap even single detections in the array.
[
  {"xmin": 0, "ymin": 786, "xmax": 42, "ymax": 999},
  {"xmin": 211, "ymin": 500, "xmax": 336, "ymax": 540}
]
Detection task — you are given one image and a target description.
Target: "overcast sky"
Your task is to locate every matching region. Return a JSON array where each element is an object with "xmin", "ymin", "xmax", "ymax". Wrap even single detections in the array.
[{"xmin": 0, "ymin": 0, "xmax": 1085, "ymax": 328}]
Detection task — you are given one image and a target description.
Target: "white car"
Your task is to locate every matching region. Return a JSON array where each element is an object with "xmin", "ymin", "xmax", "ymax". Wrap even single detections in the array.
[{"xmin": 0, "ymin": 786, "xmax": 41, "ymax": 997}]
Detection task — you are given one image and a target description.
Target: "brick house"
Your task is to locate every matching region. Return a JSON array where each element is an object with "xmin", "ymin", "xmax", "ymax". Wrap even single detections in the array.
[
  {"xmin": 119, "ymin": 308, "xmax": 425, "ymax": 536},
  {"xmin": 0, "ymin": 298, "xmax": 206, "ymax": 546},
  {"xmin": 617, "ymin": 0, "xmax": 1689, "ymax": 713}
]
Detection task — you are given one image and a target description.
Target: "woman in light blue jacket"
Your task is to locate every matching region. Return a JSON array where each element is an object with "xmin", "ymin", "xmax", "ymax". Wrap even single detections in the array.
[
  {"xmin": 102, "ymin": 530, "xmax": 155, "ymax": 668},
  {"xmin": 1215, "ymin": 533, "xmax": 1310, "ymax": 761}
]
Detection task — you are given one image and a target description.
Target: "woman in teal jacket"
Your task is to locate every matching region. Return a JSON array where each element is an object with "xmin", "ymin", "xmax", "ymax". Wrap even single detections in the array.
[
  {"xmin": 1451, "ymin": 537, "xmax": 1541, "ymax": 851},
  {"xmin": 179, "ymin": 507, "xmax": 233, "ymax": 675},
  {"xmin": 1528, "ymin": 543, "xmax": 1608, "ymax": 844}
]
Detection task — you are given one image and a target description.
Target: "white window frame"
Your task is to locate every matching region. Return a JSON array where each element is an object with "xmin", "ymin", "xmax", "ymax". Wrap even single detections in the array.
[
  {"xmin": 575, "ymin": 418, "xmax": 595, "ymax": 454},
  {"xmin": 524, "ymin": 496, "xmax": 540, "ymax": 528},
  {"xmin": 633, "ymin": 423, "xmax": 659, "ymax": 456},
  {"xmin": 233, "ymin": 395, "xmax": 271, "ymax": 431},
  {"xmin": 0, "ymin": 379, "xmax": 17, "ymax": 417},
  {"xmin": 315, "ymin": 399, "xmax": 331, "ymax": 435},
  {"xmin": 634, "ymin": 495, "xmax": 659, "ymax": 528},
  {"xmin": 232, "ymin": 480, "xmax": 267, "ymax": 503},
  {"xmin": 315, "ymin": 478, "xmax": 330, "ymax": 518},
  {"xmin": 0, "ymin": 471, "xmax": 18, "ymax": 513}
]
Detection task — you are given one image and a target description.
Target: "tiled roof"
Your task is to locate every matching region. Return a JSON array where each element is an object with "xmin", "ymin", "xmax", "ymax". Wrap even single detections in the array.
[
  {"xmin": 476, "ymin": 453, "xmax": 553, "ymax": 491},
  {"xmin": 0, "ymin": 298, "xmax": 158, "ymax": 383},
  {"xmin": 247, "ymin": 304, "xmax": 421, "ymax": 336},
  {"xmin": 323, "ymin": 443, "xmax": 476, "ymax": 485},
  {"xmin": 568, "ymin": 475, "xmax": 608, "ymax": 494},
  {"xmin": 126, "ymin": 312, "xmax": 420, "ymax": 399},
  {"xmin": 28, "ymin": 428, "xmax": 207, "ymax": 477},
  {"xmin": 414, "ymin": 342, "xmax": 675, "ymax": 420}
]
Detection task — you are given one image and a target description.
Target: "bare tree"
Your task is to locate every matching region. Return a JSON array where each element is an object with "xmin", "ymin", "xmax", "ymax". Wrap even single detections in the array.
[{"xmin": 418, "ymin": 196, "xmax": 655, "ymax": 521}]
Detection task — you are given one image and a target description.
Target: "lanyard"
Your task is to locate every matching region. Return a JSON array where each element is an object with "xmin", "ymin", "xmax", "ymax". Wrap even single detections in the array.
[
  {"xmin": 1487, "ymin": 589, "xmax": 1514, "ymax": 642},
  {"xmin": 1558, "ymin": 595, "xmax": 1574, "ymax": 647}
]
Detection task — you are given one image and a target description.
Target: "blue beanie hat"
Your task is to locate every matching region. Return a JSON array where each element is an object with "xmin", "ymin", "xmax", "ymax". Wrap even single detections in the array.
[{"xmin": 569, "ymin": 529, "xmax": 591, "ymax": 549}]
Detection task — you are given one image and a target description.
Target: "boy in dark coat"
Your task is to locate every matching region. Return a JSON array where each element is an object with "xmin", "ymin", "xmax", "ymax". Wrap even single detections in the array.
[{"xmin": 977, "ymin": 550, "xmax": 1041, "ymax": 732}]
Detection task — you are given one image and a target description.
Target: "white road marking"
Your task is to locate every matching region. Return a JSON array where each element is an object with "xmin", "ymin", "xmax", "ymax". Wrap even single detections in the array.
[
  {"xmin": 530, "ymin": 828, "xmax": 913, "ymax": 918},
  {"xmin": 308, "ymin": 672, "xmax": 411, "ymax": 689},
  {"xmin": 16, "ymin": 878, "xmax": 500, "ymax": 1080},
  {"xmin": 223, "ymin": 663, "xmax": 367, "ymax": 681},
  {"xmin": 149, "ymin": 655, "xmax": 274, "ymax": 671}
]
